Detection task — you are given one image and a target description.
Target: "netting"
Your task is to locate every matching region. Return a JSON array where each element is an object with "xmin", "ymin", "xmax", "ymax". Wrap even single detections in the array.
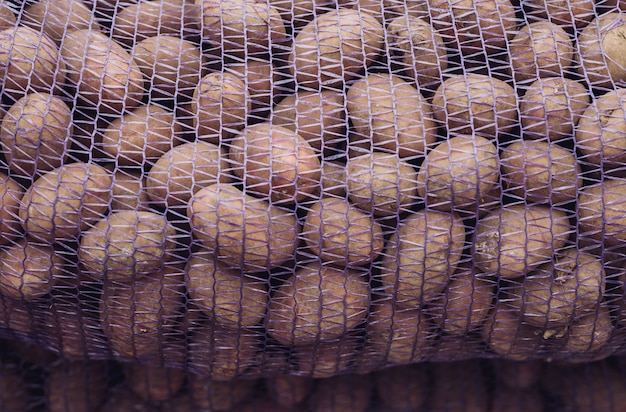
[{"xmin": 1, "ymin": 0, "xmax": 626, "ymax": 409}]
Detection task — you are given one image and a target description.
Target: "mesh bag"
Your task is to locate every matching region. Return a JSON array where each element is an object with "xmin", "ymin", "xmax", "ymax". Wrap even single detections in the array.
[{"xmin": 2, "ymin": 0, "xmax": 626, "ymax": 409}]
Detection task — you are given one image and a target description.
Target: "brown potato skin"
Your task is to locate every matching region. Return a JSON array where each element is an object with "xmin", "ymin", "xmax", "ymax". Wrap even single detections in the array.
[
  {"xmin": 0, "ymin": 173, "xmax": 23, "ymax": 245},
  {"xmin": 61, "ymin": 29, "xmax": 144, "ymax": 115},
  {"xmin": 302, "ymin": 197, "xmax": 384, "ymax": 267},
  {"xmin": 110, "ymin": 169, "xmax": 151, "ymax": 212},
  {"xmin": 227, "ymin": 59, "xmax": 282, "ymax": 117},
  {"xmin": 289, "ymin": 8, "xmax": 384, "ymax": 89},
  {"xmin": 46, "ymin": 361, "xmax": 108, "ymax": 412},
  {"xmin": 229, "ymin": 123, "xmax": 321, "ymax": 204},
  {"xmin": 266, "ymin": 261, "xmax": 370, "ymax": 346},
  {"xmin": 320, "ymin": 160, "xmax": 347, "ymax": 198},
  {"xmin": 380, "ymin": 209, "xmax": 465, "ymax": 307},
  {"xmin": 0, "ymin": 93, "xmax": 72, "ymax": 179},
  {"xmin": 126, "ymin": 363, "xmax": 186, "ymax": 403},
  {"xmin": 79, "ymin": 211, "xmax": 177, "ymax": 282},
  {"xmin": 188, "ymin": 183, "xmax": 298, "ymax": 272},
  {"xmin": 188, "ymin": 374, "xmax": 257, "ymax": 411},
  {"xmin": 294, "ymin": 333, "xmax": 363, "ymax": 378},
  {"xmin": 500, "ymin": 140, "xmax": 581, "ymax": 205},
  {"xmin": 491, "ymin": 359, "xmax": 543, "ymax": 390},
  {"xmin": 522, "ymin": 0, "xmax": 594, "ymax": 30},
  {"xmin": 578, "ymin": 179, "xmax": 626, "ymax": 246},
  {"xmin": 20, "ymin": 162, "xmax": 113, "ymax": 243},
  {"xmin": 560, "ymin": 303, "xmax": 613, "ymax": 354},
  {"xmin": 347, "ymin": 73, "xmax": 437, "ymax": 158},
  {"xmin": 473, "ymin": 205, "xmax": 572, "ymax": 279},
  {"xmin": 482, "ymin": 305, "xmax": 544, "ymax": 360}
]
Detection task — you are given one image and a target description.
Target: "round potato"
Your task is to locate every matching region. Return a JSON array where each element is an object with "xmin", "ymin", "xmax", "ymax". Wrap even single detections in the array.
[
  {"xmin": 270, "ymin": 0, "xmax": 335, "ymax": 29},
  {"xmin": 61, "ymin": 29, "xmax": 144, "ymax": 115},
  {"xmin": 294, "ymin": 333, "xmax": 363, "ymax": 378},
  {"xmin": 473, "ymin": 204, "xmax": 572, "ymax": 279},
  {"xmin": 490, "ymin": 385, "xmax": 545, "ymax": 412},
  {"xmin": 0, "ymin": 93, "xmax": 72, "ymax": 179},
  {"xmin": 519, "ymin": 77, "xmax": 590, "ymax": 141},
  {"xmin": 481, "ymin": 304, "xmax": 545, "ymax": 360},
  {"xmin": 20, "ymin": 162, "xmax": 113, "ymax": 243},
  {"xmin": 500, "ymin": 140, "xmax": 581, "ymax": 205},
  {"xmin": 0, "ymin": 173, "xmax": 23, "ymax": 245},
  {"xmin": 188, "ymin": 374, "xmax": 257, "ymax": 411},
  {"xmin": 578, "ymin": 178, "xmax": 626, "ymax": 246},
  {"xmin": 433, "ymin": 73, "xmax": 518, "ymax": 138},
  {"xmin": 289, "ymin": 8, "xmax": 384, "ymax": 89},
  {"xmin": 185, "ymin": 248, "xmax": 268, "ymax": 328},
  {"xmin": 380, "ymin": 209, "xmax": 465, "ymax": 307},
  {"xmin": 229, "ymin": 123, "xmax": 321, "ymax": 204},
  {"xmin": 346, "ymin": 152, "xmax": 418, "ymax": 217},
  {"xmin": 109, "ymin": 168, "xmax": 151, "ymax": 212},
  {"xmin": 146, "ymin": 141, "xmax": 231, "ymax": 208},
  {"xmin": 266, "ymin": 261, "xmax": 370, "ymax": 346},
  {"xmin": 79, "ymin": 210, "xmax": 177, "ymax": 282},
  {"xmin": 347, "ymin": 73, "xmax": 438, "ymax": 159},
  {"xmin": 126, "ymin": 363, "xmax": 186, "ymax": 403},
  {"xmin": 188, "ymin": 183, "xmax": 298, "ymax": 272}
]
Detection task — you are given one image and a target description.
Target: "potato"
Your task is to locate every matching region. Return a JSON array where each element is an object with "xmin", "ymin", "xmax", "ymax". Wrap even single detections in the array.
[
  {"xmin": 293, "ymin": 333, "xmax": 363, "ymax": 378},
  {"xmin": 133, "ymin": 35, "xmax": 204, "ymax": 103},
  {"xmin": 431, "ymin": 360, "xmax": 489, "ymax": 412},
  {"xmin": 227, "ymin": 59, "xmax": 283, "ymax": 118},
  {"xmin": 110, "ymin": 168, "xmax": 151, "ymax": 212},
  {"xmin": 111, "ymin": 0, "xmax": 200, "ymax": 46},
  {"xmin": 0, "ymin": 362, "xmax": 29, "ymax": 412},
  {"xmin": 46, "ymin": 361, "xmax": 108, "ymax": 412},
  {"xmin": 269, "ymin": 0, "xmax": 334, "ymax": 29},
  {"xmin": 0, "ymin": 237, "xmax": 62, "ymax": 300},
  {"xmin": 146, "ymin": 141, "xmax": 231, "ymax": 208},
  {"xmin": 560, "ymin": 303, "xmax": 613, "ymax": 354},
  {"xmin": 21, "ymin": 0, "xmax": 102, "ymax": 45},
  {"xmin": 100, "ymin": 105, "xmax": 182, "ymax": 167},
  {"xmin": 0, "ymin": 1, "xmax": 15, "ymax": 31},
  {"xmin": 347, "ymin": 73, "xmax": 437, "ymax": 159},
  {"xmin": 271, "ymin": 90, "xmax": 347, "ymax": 155},
  {"xmin": 301, "ymin": 197, "xmax": 384, "ymax": 267},
  {"xmin": 490, "ymin": 386, "xmax": 544, "ymax": 412},
  {"xmin": 578, "ymin": 179, "xmax": 626, "ymax": 246},
  {"xmin": 198, "ymin": 0, "xmax": 286, "ymax": 58},
  {"xmin": 100, "ymin": 265, "xmax": 185, "ymax": 359},
  {"xmin": 432, "ymin": 73, "xmax": 518, "ymax": 138},
  {"xmin": 20, "ymin": 162, "xmax": 113, "ymax": 243},
  {"xmin": 473, "ymin": 205, "xmax": 572, "ymax": 279},
  {"xmin": 491, "ymin": 359, "xmax": 543, "ymax": 390},
  {"xmin": 125, "ymin": 363, "xmax": 186, "ymax": 403},
  {"xmin": 320, "ymin": 160, "xmax": 347, "ymax": 198},
  {"xmin": 0, "ymin": 26, "xmax": 66, "ymax": 100},
  {"xmin": 387, "ymin": 15, "xmax": 448, "ymax": 90},
  {"xmin": 266, "ymin": 374, "xmax": 313, "ymax": 409},
  {"xmin": 79, "ymin": 211, "xmax": 177, "ymax": 282},
  {"xmin": 575, "ymin": 88, "xmax": 626, "ymax": 171},
  {"xmin": 289, "ymin": 8, "xmax": 384, "ymax": 89},
  {"xmin": 308, "ymin": 374, "xmax": 372, "ymax": 412},
  {"xmin": 380, "ymin": 209, "xmax": 465, "ymax": 307},
  {"xmin": 230, "ymin": 123, "xmax": 321, "ymax": 204},
  {"xmin": 0, "ymin": 173, "xmax": 23, "ymax": 245},
  {"xmin": 417, "ymin": 134, "xmax": 499, "ymax": 213},
  {"xmin": 192, "ymin": 72, "xmax": 249, "ymax": 143},
  {"xmin": 481, "ymin": 304, "xmax": 544, "ymax": 360},
  {"xmin": 346, "ymin": 152, "xmax": 418, "ymax": 217},
  {"xmin": 577, "ymin": 12, "xmax": 626, "ymax": 89},
  {"xmin": 374, "ymin": 364, "xmax": 430, "ymax": 412},
  {"xmin": 523, "ymin": 0, "xmax": 594, "ymax": 30},
  {"xmin": 185, "ymin": 248, "xmax": 268, "ymax": 328},
  {"xmin": 188, "ymin": 374, "xmax": 257, "ymax": 411},
  {"xmin": 61, "ymin": 29, "xmax": 144, "ymax": 115},
  {"xmin": 519, "ymin": 77, "xmax": 590, "ymax": 141},
  {"xmin": 500, "ymin": 140, "xmax": 581, "ymax": 205},
  {"xmin": 188, "ymin": 183, "xmax": 298, "ymax": 272},
  {"xmin": 429, "ymin": 263, "xmax": 496, "ymax": 335},
  {"xmin": 266, "ymin": 261, "xmax": 370, "ymax": 345},
  {"xmin": 0, "ymin": 93, "xmax": 72, "ymax": 179}
]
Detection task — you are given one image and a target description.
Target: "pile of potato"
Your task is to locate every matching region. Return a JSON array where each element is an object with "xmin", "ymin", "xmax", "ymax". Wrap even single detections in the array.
[{"xmin": 0, "ymin": 0, "xmax": 626, "ymax": 385}]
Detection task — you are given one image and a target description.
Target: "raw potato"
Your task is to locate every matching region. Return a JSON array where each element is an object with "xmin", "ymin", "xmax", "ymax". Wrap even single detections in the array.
[
  {"xmin": 473, "ymin": 204, "xmax": 572, "ymax": 279},
  {"xmin": 509, "ymin": 20, "xmax": 575, "ymax": 83},
  {"xmin": 374, "ymin": 364, "xmax": 430, "ymax": 412},
  {"xmin": 0, "ymin": 173, "xmax": 23, "ymax": 245},
  {"xmin": 0, "ymin": 26, "xmax": 66, "ymax": 100},
  {"xmin": 578, "ymin": 179, "xmax": 626, "ymax": 246},
  {"xmin": 20, "ymin": 162, "xmax": 113, "ymax": 243},
  {"xmin": 192, "ymin": 72, "xmax": 249, "ymax": 143},
  {"xmin": 188, "ymin": 374, "xmax": 257, "ymax": 411},
  {"xmin": 417, "ymin": 134, "xmax": 500, "ymax": 212},
  {"xmin": 433, "ymin": 73, "xmax": 518, "ymax": 138},
  {"xmin": 110, "ymin": 168, "xmax": 151, "ymax": 212},
  {"xmin": 380, "ymin": 209, "xmax": 465, "ymax": 307},
  {"xmin": 266, "ymin": 374, "xmax": 313, "ymax": 409},
  {"xmin": 266, "ymin": 261, "xmax": 370, "ymax": 345},
  {"xmin": 575, "ymin": 88, "xmax": 626, "ymax": 171},
  {"xmin": 79, "ymin": 210, "xmax": 177, "ymax": 281},
  {"xmin": 61, "ymin": 29, "xmax": 144, "ymax": 115},
  {"xmin": 46, "ymin": 361, "xmax": 108, "ymax": 412},
  {"xmin": 482, "ymin": 304, "xmax": 544, "ymax": 360},
  {"xmin": 561, "ymin": 303, "xmax": 613, "ymax": 354},
  {"xmin": 294, "ymin": 333, "xmax": 363, "ymax": 378},
  {"xmin": 387, "ymin": 15, "xmax": 448, "ymax": 89},
  {"xmin": 346, "ymin": 152, "xmax": 419, "ymax": 217},
  {"xmin": 0, "ymin": 93, "xmax": 72, "ymax": 179},
  {"xmin": 519, "ymin": 77, "xmax": 590, "ymax": 141},
  {"xmin": 229, "ymin": 123, "xmax": 321, "ymax": 204},
  {"xmin": 146, "ymin": 141, "xmax": 231, "ymax": 208},
  {"xmin": 577, "ymin": 12, "xmax": 626, "ymax": 89},
  {"xmin": 185, "ymin": 248, "xmax": 268, "ymax": 328},
  {"xmin": 0, "ymin": 1, "xmax": 15, "ymax": 31},
  {"xmin": 126, "ymin": 363, "xmax": 186, "ymax": 403},
  {"xmin": 347, "ymin": 73, "xmax": 438, "ymax": 159},
  {"xmin": 523, "ymin": 0, "xmax": 594, "ymax": 30},
  {"xmin": 188, "ymin": 183, "xmax": 298, "ymax": 272},
  {"xmin": 353, "ymin": 0, "xmax": 426, "ymax": 24},
  {"xmin": 500, "ymin": 140, "xmax": 581, "ymax": 205},
  {"xmin": 100, "ymin": 105, "xmax": 182, "ymax": 167},
  {"xmin": 227, "ymin": 59, "xmax": 282, "ymax": 117},
  {"xmin": 0, "ymin": 237, "xmax": 63, "ymax": 300},
  {"xmin": 320, "ymin": 161, "xmax": 347, "ymax": 198},
  {"xmin": 289, "ymin": 8, "xmax": 384, "ymax": 89},
  {"xmin": 308, "ymin": 374, "xmax": 372, "ymax": 412},
  {"xmin": 198, "ymin": 0, "xmax": 286, "ymax": 58},
  {"xmin": 301, "ymin": 197, "xmax": 385, "ymax": 267},
  {"xmin": 133, "ymin": 35, "xmax": 204, "ymax": 102}
]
